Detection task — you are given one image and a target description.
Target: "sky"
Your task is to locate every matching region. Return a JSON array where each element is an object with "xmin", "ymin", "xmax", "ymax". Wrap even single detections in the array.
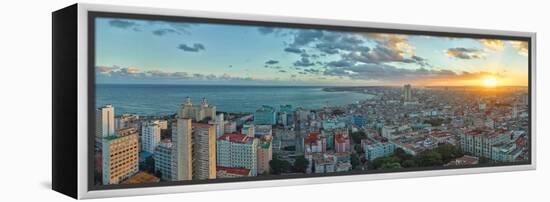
[{"xmin": 95, "ymin": 17, "xmax": 529, "ymax": 86}]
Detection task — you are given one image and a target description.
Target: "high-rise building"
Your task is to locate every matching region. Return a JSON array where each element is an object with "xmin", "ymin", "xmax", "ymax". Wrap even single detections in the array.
[
  {"xmin": 154, "ymin": 141, "xmax": 173, "ymax": 181},
  {"xmin": 334, "ymin": 131, "xmax": 351, "ymax": 153},
  {"xmin": 217, "ymin": 133, "xmax": 258, "ymax": 176},
  {"xmin": 141, "ymin": 121, "xmax": 161, "ymax": 153},
  {"xmin": 256, "ymin": 137, "xmax": 272, "ymax": 175},
  {"xmin": 172, "ymin": 118, "xmax": 193, "ymax": 181},
  {"xmin": 96, "ymin": 104, "xmax": 115, "ymax": 138},
  {"xmin": 460, "ymin": 129, "xmax": 511, "ymax": 158},
  {"xmin": 102, "ymin": 128, "xmax": 139, "ymax": 185},
  {"xmin": 403, "ymin": 84, "xmax": 412, "ymax": 101},
  {"xmin": 115, "ymin": 113, "xmax": 140, "ymax": 130},
  {"xmin": 215, "ymin": 113, "xmax": 225, "ymax": 138},
  {"xmin": 224, "ymin": 121, "xmax": 237, "ymax": 133},
  {"xmin": 242, "ymin": 124, "xmax": 255, "ymax": 137},
  {"xmin": 254, "ymin": 105, "xmax": 276, "ymax": 125},
  {"xmin": 177, "ymin": 97, "xmax": 216, "ymax": 121},
  {"xmin": 191, "ymin": 123, "xmax": 217, "ymax": 180}
]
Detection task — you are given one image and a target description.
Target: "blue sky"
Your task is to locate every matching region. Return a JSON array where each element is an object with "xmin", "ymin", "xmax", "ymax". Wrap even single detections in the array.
[{"xmin": 95, "ymin": 17, "xmax": 529, "ymax": 86}]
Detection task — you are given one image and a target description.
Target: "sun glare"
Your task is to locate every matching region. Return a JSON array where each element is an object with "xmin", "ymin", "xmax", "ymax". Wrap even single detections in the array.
[{"xmin": 482, "ymin": 77, "xmax": 498, "ymax": 87}]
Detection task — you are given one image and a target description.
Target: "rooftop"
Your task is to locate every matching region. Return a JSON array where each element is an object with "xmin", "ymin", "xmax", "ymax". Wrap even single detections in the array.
[
  {"xmin": 122, "ymin": 172, "xmax": 160, "ymax": 184},
  {"xmin": 218, "ymin": 132, "xmax": 253, "ymax": 143},
  {"xmin": 216, "ymin": 166, "xmax": 251, "ymax": 176}
]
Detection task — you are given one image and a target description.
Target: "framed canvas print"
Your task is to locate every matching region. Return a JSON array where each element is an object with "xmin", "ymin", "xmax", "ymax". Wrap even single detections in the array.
[{"xmin": 52, "ymin": 3, "xmax": 536, "ymax": 199}]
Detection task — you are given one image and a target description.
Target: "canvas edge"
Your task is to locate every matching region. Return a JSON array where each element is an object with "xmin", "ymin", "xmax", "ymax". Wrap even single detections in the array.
[{"xmin": 75, "ymin": 3, "xmax": 537, "ymax": 199}]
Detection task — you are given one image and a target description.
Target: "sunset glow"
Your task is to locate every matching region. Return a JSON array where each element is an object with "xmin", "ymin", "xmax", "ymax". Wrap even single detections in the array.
[{"xmin": 482, "ymin": 77, "xmax": 498, "ymax": 88}]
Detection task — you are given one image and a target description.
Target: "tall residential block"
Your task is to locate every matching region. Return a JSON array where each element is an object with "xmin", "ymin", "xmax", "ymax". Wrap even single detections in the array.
[
  {"xmin": 217, "ymin": 133, "xmax": 258, "ymax": 176},
  {"xmin": 102, "ymin": 128, "xmax": 139, "ymax": 185},
  {"xmin": 141, "ymin": 121, "xmax": 161, "ymax": 153},
  {"xmin": 191, "ymin": 123, "xmax": 217, "ymax": 180},
  {"xmin": 172, "ymin": 118, "xmax": 193, "ymax": 181}
]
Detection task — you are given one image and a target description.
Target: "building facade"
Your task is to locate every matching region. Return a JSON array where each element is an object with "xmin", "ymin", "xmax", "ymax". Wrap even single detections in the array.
[
  {"xmin": 256, "ymin": 137, "xmax": 273, "ymax": 175},
  {"xmin": 102, "ymin": 128, "xmax": 139, "ymax": 185},
  {"xmin": 154, "ymin": 141, "xmax": 173, "ymax": 181},
  {"xmin": 171, "ymin": 118, "xmax": 193, "ymax": 181},
  {"xmin": 141, "ymin": 121, "xmax": 161, "ymax": 153},
  {"xmin": 191, "ymin": 123, "xmax": 217, "ymax": 180},
  {"xmin": 177, "ymin": 97, "xmax": 216, "ymax": 121},
  {"xmin": 217, "ymin": 133, "xmax": 259, "ymax": 176},
  {"xmin": 254, "ymin": 105, "xmax": 276, "ymax": 125}
]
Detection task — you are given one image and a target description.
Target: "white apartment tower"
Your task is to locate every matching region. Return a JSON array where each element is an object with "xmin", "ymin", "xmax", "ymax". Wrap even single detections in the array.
[
  {"xmin": 403, "ymin": 84, "xmax": 412, "ymax": 101},
  {"xmin": 96, "ymin": 104, "xmax": 115, "ymax": 138},
  {"xmin": 141, "ymin": 121, "xmax": 161, "ymax": 153}
]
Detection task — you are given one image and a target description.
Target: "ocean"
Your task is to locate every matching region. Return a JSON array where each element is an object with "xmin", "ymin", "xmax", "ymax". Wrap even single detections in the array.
[{"xmin": 96, "ymin": 84, "xmax": 374, "ymax": 116}]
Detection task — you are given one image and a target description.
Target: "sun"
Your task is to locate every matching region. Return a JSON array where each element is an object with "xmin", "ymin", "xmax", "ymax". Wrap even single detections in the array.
[{"xmin": 482, "ymin": 77, "xmax": 498, "ymax": 87}]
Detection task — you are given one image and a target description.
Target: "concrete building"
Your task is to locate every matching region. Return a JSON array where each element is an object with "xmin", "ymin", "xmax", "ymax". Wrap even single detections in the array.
[
  {"xmin": 256, "ymin": 137, "xmax": 273, "ymax": 175},
  {"xmin": 224, "ymin": 121, "xmax": 237, "ymax": 133},
  {"xmin": 334, "ymin": 132, "xmax": 351, "ymax": 153},
  {"xmin": 352, "ymin": 114, "xmax": 367, "ymax": 127},
  {"xmin": 254, "ymin": 105, "xmax": 276, "ymax": 125},
  {"xmin": 363, "ymin": 140, "xmax": 396, "ymax": 161},
  {"xmin": 215, "ymin": 113, "xmax": 225, "ymax": 138},
  {"xmin": 403, "ymin": 84, "xmax": 412, "ymax": 101},
  {"xmin": 171, "ymin": 118, "xmax": 193, "ymax": 181},
  {"xmin": 141, "ymin": 121, "xmax": 161, "ymax": 153},
  {"xmin": 241, "ymin": 124, "xmax": 255, "ymax": 137},
  {"xmin": 115, "ymin": 113, "xmax": 140, "ymax": 130},
  {"xmin": 191, "ymin": 123, "xmax": 217, "ymax": 180},
  {"xmin": 460, "ymin": 129, "xmax": 511, "ymax": 158},
  {"xmin": 96, "ymin": 104, "xmax": 115, "ymax": 138},
  {"xmin": 304, "ymin": 132, "xmax": 326, "ymax": 154},
  {"xmin": 491, "ymin": 142, "xmax": 523, "ymax": 162},
  {"xmin": 177, "ymin": 97, "xmax": 216, "ymax": 121},
  {"xmin": 217, "ymin": 133, "xmax": 259, "ymax": 176},
  {"xmin": 102, "ymin": 128, "xmax": 139, "ymax": 185},
  {"xmin": 254, "ymin": 125, "xmax": 273, "ymax": 138},
  {"xmin": 154, "ymin": 141, "xmax": 173, "ymax": 181}
]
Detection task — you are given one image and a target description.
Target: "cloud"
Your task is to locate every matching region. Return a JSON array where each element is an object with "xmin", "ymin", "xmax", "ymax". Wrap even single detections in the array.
[
  {"xmin": 510, "ymin": 41, "xmax": 528, "ymax": 56},
  {"xmin": 365, "ymin": 33, "xmax": 414, "ymax": 56},
  {"xmin": 446, "ymin": 47, "xmax": 484, "ymax": 59},
  {"xmin": 258, "ymin": 27, "xmax": 277, "ymax": 35},
  {"xmin": 479, "ymin": 39, "xmax": 505, "ymax": 51},
  {"xmin": 96, "ymin": 65, "xmax": 120, "ymax": 73},
  {"xmin": 265, "ymin": 60, "xmax": 279, "ymax": 65},
  {"xmin": 152, "ymin": 28, "xmax": 179, "ymax": 36},
  {"xmin": 278, "ymin": 70, "xmax": 287, "ymax": 73},
  {"xmin": 108, "ymin": 20, "xmax": 138, "ymax": 29},
  {"xmin": 293, "ymin": 57, "xmax": 315, "ymax": 67},
  {"xmin": 284, "ymin": 47, "xmax": 304, "ymax": 54},
  {"xmin": 96, "ymin": 66, "xmax": 255, "ymax": 82},
  {"xmin": 177, "ymin": 43, "xmax": 206, "ymax": 52},
  {"xmin": 291, "ymin": 30, "xmax": 324, "ymax": 46}
]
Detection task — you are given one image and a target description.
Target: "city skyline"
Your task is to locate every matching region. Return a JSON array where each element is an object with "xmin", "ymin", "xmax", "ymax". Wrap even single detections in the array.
[{"xmin": 95, "ymin": 17, "xmax": 529, "ymax": 87}]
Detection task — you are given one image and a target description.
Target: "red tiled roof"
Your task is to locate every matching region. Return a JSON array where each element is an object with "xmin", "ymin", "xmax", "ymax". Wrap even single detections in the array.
[
  {"xmin": 217, "ymin": 166, "xmax": 251, "ymax": 176},
  {"xmin": 218, "ymin": 132, "xmax": 251, "ymax": 143},
  {"xmin": 335, "ymin": 133, "xmax": 349, "ymax": 144},
  {"xmin": 304, "ymin": 132, "xmax": 319, "ymax": 144}
]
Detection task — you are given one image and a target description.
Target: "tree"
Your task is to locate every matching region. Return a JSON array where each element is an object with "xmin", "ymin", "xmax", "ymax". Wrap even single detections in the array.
[
  {"xmin": 380, "ymin": 162, "xmax": 402, "ymax": 169},
  {"xmin": 372, "ymin": 156, "xmax": 401, "ymax": 169},
  {"xmin": 401, "ymin": 159, "xmax": 417, "ymax": 168},
  {"xmin": 351, "ymin": 131, "xmax": 367, "ymax": 144},
  {"xmin": 269, "ymin": 155, "xmax": 291, "ymax": 174},
  {"xmin": 354, "ymin": 144, "xmax": 363, "ymax": 154},
  {"xmin": 435, "ymin": 143, "xmax": 464, "ymax": 163},
  {"xmin": 414, "ymin": 150, "xmax": 443, "ymax": 167},
  {"xmin": 350, "ymin": 153, "xmax": 362, "ymax": 170},
  {"xmin": 292, "ymin": 155, "xmax": 309, "ymax": 173},
  {"xmin": 393, "ymin": 148, "xmax": 413, "ymax": 162}
]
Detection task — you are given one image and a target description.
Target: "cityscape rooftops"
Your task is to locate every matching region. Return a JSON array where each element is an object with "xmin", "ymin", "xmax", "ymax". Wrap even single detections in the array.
[
  {"xmin": 218, "ymin": 132, "xmax": 254, "ymax": 143},
  {"xmin": 304, "ymin": 132, "xmax": 320, "ymax": 144},
  {"xmin": 122, "ymin": 172, "xmax": 160, "ymax": 184},
  {"xmin": 192, "ymin": 122, "xmax": 213, "ymax": 128},
  {"xmin": 216, "ymin": 166, "xmax": 251, "ymax": 176}
]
